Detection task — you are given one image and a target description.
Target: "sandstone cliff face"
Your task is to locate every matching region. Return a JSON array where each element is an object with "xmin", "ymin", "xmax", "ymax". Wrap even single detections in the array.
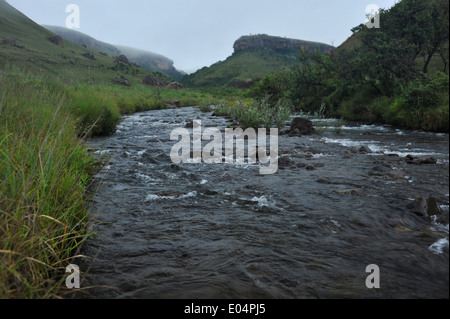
[{"xmin": 233, "ymin": 35, "xmax": 334, "ymax": 54}]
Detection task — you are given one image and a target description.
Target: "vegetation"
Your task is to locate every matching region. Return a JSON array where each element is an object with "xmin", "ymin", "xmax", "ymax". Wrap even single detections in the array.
[
  {"xmin": 0, "ymin": 69, "xmax": 98, "ymax": 298},
  {"xmin": 213, "ymin": 96, "xmax": 293, "ymax": 129},
  {"xmin": 0, "ymin": 0, "xmax": 171, "ymax": 87},
  {"xmin": 250, "ymin": 0, "xmax": 449, "ymax": 132}
]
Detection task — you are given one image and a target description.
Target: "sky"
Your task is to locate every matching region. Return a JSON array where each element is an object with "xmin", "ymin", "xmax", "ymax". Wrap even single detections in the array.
[{"xmin": 6, "ymin": 0, "xmax": 399, "ymax": 73}]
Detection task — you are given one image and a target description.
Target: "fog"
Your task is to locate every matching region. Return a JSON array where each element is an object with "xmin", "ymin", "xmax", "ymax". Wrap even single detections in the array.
[{"xmin": 6, "ymin": 0, "xmax": 398, "ymax": 73}]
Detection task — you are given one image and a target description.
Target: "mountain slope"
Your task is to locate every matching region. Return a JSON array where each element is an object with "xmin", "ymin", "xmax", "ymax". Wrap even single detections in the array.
[
  {"xmin": 183, "ymin": 34, "xmax": 334, "ymax": 88},
  {"xmin": 115, "ymin": 45, "xmax": 185, "ymax": 81},
  {"xmin": 43, "ymin": 25, "xmax": 185, "ymax": 81},
  {"xmin": 0, "ymin": 0, "xmax": 165, "ymax": 85}
]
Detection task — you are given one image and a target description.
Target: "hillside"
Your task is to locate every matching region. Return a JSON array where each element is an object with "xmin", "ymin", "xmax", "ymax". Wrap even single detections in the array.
[
  {"xmin": 0, "ymin": 0, "xmax": 167, "ymax": 86},
  {"xmin": 182, "ymin": 34, "xmax": 334, "ymax": 88},
  {"xmin": 42, "ymin": 25, "xmax": 121, "ymax": 57},
  {"xmin": 43, "ymin": 25, "xmax": 185, "ymax": 81}
]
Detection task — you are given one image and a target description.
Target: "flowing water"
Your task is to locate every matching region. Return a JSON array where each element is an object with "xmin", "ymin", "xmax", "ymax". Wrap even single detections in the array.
[{"xmin": 77, "ymin": 107, "xmax": 449, "ymax": 299}]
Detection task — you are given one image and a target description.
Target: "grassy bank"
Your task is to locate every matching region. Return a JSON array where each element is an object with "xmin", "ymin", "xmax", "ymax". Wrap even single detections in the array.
[{"xmin": 0, "ymin": 70, "xmax": 97, "ymax": 298}]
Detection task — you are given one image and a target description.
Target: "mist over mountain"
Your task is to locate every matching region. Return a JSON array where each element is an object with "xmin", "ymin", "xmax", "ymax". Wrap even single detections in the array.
[
  {"xmin": 114, "ymin": 45, "xmax": 186, "ymax": 81},
  {"xmin": 42, "ymin": 25, "xmax": 185, "ymax": 81},
  {"xmin": 42, "ymin": 25, "xmax": 121, "ymax": 57}
]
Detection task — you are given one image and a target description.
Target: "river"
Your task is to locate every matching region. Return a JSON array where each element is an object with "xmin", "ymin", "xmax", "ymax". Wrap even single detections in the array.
[{"xmin": 76, "ymin": 106, "xmax": 449, "ymax": 299}]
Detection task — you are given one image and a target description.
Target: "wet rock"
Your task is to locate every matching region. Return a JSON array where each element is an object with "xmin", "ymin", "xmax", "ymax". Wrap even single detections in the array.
[
  {"xmin": 404, "ymin": 155, "xmax": 437, "ymax": 165},
  {"xmin": 278, "ymin": 157, "xmax": 296, "ymax": 169},
  {"xmin": 169, "ymin": 163, "xmax": 181, "ymax": 172},
  {"xmin": 288, "ymin": 128, "xmax": 302, "ymax": 137},
  {"xmin": 290, "ymin": 117, "xmax": 314, "ymax": 135},
  {"xmin": 305, "ymin": 165, "xmax": 316, "ymax": 171},
  {"xmin": 279, "ymin": 127, "xmax": 291, "ymax": 136},
  {"xmin": 359, "ymin": 145, "xmax": 373, "ymax": 154},
  {"xmin": 407, "ymin": 197, "xmax": 442, "ymax": 219},
  {"xmin": 350, "ymin": 147, "xmax": 359, "ymax": 154},
  {"xmin": 333, "ymin": 189, "xmax": 365, "ymax": 196}
]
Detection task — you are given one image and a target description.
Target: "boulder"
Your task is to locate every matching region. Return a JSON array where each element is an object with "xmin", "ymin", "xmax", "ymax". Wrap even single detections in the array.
[
  {"xmin": 142, "ymin": 75, "xmax": 164, "ymax": 87},
  {"xmin": 289, "ymin": 128, "xmax": 301, "ymax": 137},
  {"xmin": 404, "ymin": 155, "xmax": 437, "ymax": 165},
  {"xmin": 113, "ymin": 76, "xmax": 131, "ymax": 86},
  {"xmin": 359, "ymin": 145, "xmax": 373, "ymax": 154},
  {"xmin": 115, "ymin": 55, "xmax": 130, "ymax": 65},
  {"xmin": 407, "ymin": 197, "xmax": 442, "ymax": 219},
  {"xmin": 290, "ymin": 117, "xmax": 314, "ymax": 135},
  {"xmin": 48, "ymin": 35, "xmax": 63, "ymax": 47},
  {"xmin": 167, "ymin": 82, "xmax": 184, "ymax": 90},
  {"xmin": 81, "ymin": 52, "xmax": 96, "ymax": 60},
  {"xmin": 3, "ymin": 37, "xmax": 16, "ymax": 46}
]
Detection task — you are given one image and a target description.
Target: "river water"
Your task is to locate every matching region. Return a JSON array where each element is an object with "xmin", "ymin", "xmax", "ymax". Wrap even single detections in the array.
[{"xmin": 77, "ymin": 107, "xmax": 449, "ymax": 299}]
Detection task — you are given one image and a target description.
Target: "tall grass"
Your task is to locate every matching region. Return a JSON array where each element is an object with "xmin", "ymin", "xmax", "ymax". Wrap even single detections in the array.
[
  {"xmin": 0, "ymin": 70, "xmax": 97, "ymax": 298},
  {"xmin": 214, "ymin": 96, "xmax": 292, "ymax": 129}
]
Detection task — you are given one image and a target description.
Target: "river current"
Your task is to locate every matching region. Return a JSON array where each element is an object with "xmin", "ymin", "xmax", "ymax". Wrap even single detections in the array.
[{"xmin": 77, "ymin": 106, "xmax": 449, "ymax": 299}]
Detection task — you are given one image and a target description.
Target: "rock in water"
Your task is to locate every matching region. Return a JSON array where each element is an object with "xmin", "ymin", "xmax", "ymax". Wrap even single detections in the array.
[
  {"xmin": 290, "ymin": 117, "xmax": 314, "ymax": 135},
  {"xmin": 404, "ymin": 155, "xmax": 437, "ymax": 165},
  {"xmin": 359, "ymin": 145, "xmax": 373, "ymax": 154},
  {"xmin": 407, "ymin": 197, "xmax": 442, "ymax": 219}
]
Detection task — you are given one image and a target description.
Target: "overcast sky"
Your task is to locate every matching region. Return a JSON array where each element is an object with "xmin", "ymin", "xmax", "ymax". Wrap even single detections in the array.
[{"xmin": 6, "ymin": 0, "xmax": 398, "ymax": 73}]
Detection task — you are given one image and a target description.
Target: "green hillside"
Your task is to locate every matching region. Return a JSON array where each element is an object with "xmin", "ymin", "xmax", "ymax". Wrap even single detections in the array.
[
  {"xmin": 0, "ymin": 0, "xmax": 165, "ymax": 86},
  {"xmin": 42, "ymin": 25, "xmax": 185, "ymax": 81},
  {"xmin": 183, "ymin": 34, "xmax": 334, "ymax": 88}
]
